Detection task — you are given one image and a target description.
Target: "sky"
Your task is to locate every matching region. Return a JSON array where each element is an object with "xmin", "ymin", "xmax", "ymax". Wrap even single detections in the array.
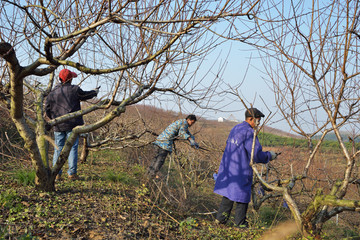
[
  {"xmin": 146, "ymin": 39, "xmax": 289, "ymax": 133},
  {"xmin": 8, "ymin": 0, "xmax": 355, "ymax": 138},
  {"xmin": 207, "ymin": 47, "xmax": 288, "ymax": 131},
  {"xmin": 1, "ymin": 0, "xmax": 323, "ymax": 135},
  {"xmin": 133, "ymin": 2, "xmax": 296, "ymax": 133},
  {"xmin": 141, "ymin": 0, "xmax": 342, "ymax": 136}
]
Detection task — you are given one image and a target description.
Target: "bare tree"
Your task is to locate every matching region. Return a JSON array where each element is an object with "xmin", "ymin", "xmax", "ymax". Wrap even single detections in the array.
[
  {"xmin": 0, "ymin": 0, "xmax": 262, "ymax": 191},
  {"xmin": 229, "ymin": 0, "xmax": 360, "ymax": 237}
]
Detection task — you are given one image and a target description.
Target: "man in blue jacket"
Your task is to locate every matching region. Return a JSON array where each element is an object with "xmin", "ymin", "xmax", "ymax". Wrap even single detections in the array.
[
  {"xmin": 45, "ymin": 69, "xmax": 98, "ymax": 180},
  {"xmin": 147, "ymin": 115, "xmax": 199, "ymax": 178},
  {"xmin": 214, "ymin": 108, "xmax": 277, "ymax": 228}
]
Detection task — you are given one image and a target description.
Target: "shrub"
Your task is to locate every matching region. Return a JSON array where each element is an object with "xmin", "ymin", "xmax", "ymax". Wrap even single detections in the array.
[
  {"xmin": 257, "ymin": 205, "xmax": 289, "ymax": 227},
  {"xmin": 12, "ymin": 169, "xmax": 36, "ymax": 187},
  {"xmin": 103, "ymin": 170, "xmax": 137, "ymax": 185}
]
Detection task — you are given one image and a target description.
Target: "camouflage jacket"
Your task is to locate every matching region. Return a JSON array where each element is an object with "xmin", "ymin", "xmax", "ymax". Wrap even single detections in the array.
[{"xmin": 153, "ymin": 119, "xmax": 195, "ymax": 152}]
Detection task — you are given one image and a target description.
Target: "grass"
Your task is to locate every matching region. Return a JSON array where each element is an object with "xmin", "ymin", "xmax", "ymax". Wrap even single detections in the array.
[
  {"xmin": 12, "ymin": 169, "xmax": 36, "ymax": 187},
  {"xmin": 0, "ymin": 150, "xmax": 262, "ymax": 239},
  {"xmin": 0, "ymin": 149, "xmax": 359, "ymax": 239},
  {"xmin": 0, "ymin": 189, "xmax": 22, "ymax": 210},
  {"xmin": 103, "ymin": 170, "xmax": 137, "ymax": 185},
  {"xmin": 256, "ymin": 205, "xmax": 290, "ymax": 228},
  {"xmin": 259, "ymin": 131, "xmax": 360, "ymax": 153}
]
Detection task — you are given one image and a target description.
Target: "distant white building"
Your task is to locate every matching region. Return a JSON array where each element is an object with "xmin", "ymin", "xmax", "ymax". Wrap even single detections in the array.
[{"xmin": 218, "ymin": 115, "xmax": 239, "ymax": 123}]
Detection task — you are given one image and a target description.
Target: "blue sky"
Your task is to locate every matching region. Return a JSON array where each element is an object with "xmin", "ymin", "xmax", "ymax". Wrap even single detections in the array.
[
  {"xmin": 146, "ymin": 39, "xmax": 288, "ymax": 132},
  {"xmin": 203, "ymin": 44, "xmax": 287, "ymax": 131},
  {"xmin": 2, "ymin": 0, "xmax": 319, "ymax": 134}
]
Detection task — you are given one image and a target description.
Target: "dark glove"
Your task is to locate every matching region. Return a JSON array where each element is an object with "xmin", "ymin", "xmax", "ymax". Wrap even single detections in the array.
[
  {"xmin": 189, "ymin": 138, "xmax": 199, "ymax": 149},
  {"xmin": 45, "ymin": 123, "xmax": 52, "ymax": 132}
]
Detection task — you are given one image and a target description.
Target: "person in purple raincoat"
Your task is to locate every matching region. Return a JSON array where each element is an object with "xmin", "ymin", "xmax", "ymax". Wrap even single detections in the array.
[{"xmin": 214, "ymin": 108, "xmax": 278, "ymax": 228}]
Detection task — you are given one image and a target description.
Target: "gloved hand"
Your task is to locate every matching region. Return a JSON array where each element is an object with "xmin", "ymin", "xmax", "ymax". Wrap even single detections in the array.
[
  {"xmin": 189, "ymin": 138, "xmax": 199, "ymax": 149},
  {"xmin": 269, "ymin": 151, "xmax": 278, "ymax": 161},
  {"xmin": 45, "ymin": 123, "xmax": 52, "ymax": 132},
  {"xmin": 94, "ymin": 86, "xmax": 100, "ymax": 94}
]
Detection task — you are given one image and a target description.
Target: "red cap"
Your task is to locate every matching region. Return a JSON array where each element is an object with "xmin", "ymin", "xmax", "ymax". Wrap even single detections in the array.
[{"xmin": 59, "ymin": 69, "xmax": 77, "ymax": 83}]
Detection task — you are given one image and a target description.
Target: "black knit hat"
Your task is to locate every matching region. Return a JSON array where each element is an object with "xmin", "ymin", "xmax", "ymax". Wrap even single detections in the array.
[{"xmin": 245, "ymin": 108, "xmax": 265, "ymax": 118}]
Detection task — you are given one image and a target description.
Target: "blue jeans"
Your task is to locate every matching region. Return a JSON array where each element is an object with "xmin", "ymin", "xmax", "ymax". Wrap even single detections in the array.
[{"xmin": 53, "ymin": 131, "xmax": 79, "ymax": 176}]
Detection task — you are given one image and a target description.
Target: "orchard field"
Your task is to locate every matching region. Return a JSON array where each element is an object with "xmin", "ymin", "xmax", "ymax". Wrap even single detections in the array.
[{"xmin": 1, "ymin": 106, "xmax": 359, "ymax": 239}]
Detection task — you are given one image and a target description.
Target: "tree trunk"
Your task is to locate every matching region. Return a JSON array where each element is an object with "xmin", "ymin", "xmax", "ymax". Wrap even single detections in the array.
[
  {"xmin": 79, "ymin": 136, "xmax": 89, "ymax": 163},
  {"xmin": 34, "ymin": 168, "xmax": 56, "ymax": 192}
]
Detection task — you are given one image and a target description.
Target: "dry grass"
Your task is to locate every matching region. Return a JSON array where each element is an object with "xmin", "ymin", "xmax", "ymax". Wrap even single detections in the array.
[{"xmin": 261, "ymin": 221, "xmax": 300, "ymax": 240}]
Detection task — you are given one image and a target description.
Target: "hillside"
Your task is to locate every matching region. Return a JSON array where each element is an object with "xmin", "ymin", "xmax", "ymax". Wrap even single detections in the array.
[
  {"xmin": 1, "ymin": 104, "xmax": 359, "ymax": 239},
  {"xmin": 262, "ymin": 125, "xmax": 302, "ymax": 139},
  {"xmin": 313, "ymin": 132, "xmax": 360, "ymax": 142}
]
